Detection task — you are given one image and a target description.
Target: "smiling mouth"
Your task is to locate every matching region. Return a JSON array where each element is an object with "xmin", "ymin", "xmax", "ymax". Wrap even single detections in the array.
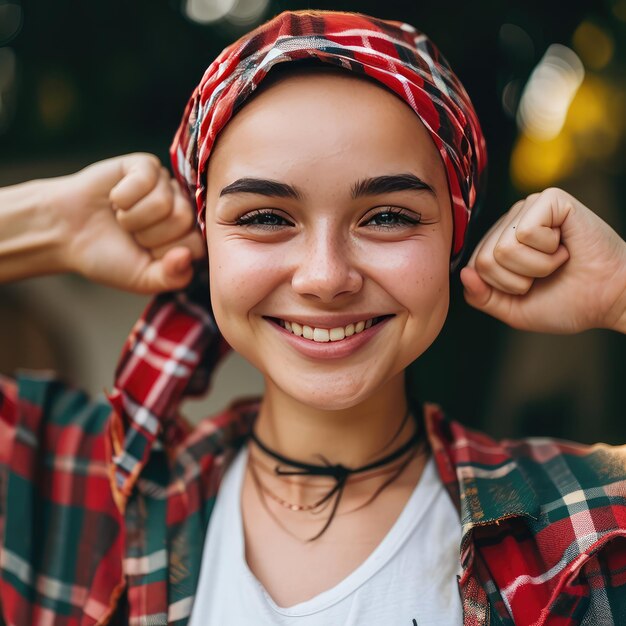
[{"xmin": 265, "ymin": 315, "xmax": 393, "ymax": 343}]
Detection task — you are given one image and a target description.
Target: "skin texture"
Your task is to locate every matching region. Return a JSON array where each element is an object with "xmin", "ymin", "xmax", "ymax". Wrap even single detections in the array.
[
  {"xmin": 0, "ymin": 154, "xmax": 205, "ymax": 292},
  {"xmin": 205, "ymin": 69, "xmax": 452, "ymax": 468},
  {"xmin": 205, "ymin": 70, "xmax": 448, "ymax": 601}
]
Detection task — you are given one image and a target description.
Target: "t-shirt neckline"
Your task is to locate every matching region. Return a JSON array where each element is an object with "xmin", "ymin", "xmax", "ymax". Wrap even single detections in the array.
[{"xmin": 229, "ymin": 445, "xmax": 440, "ymax": 617}]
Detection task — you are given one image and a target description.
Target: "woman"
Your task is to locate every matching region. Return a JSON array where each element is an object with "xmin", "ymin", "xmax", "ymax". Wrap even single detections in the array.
[{"xmin": 1, "ymin": 10, "xmax": 625, "ymax": 626}]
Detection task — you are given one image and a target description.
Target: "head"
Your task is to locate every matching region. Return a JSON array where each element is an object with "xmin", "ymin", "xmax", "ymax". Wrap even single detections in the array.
[
  {"xmin": 167, "ymin": 9, "xmax": 487, "ymax": 409},
  {"xmin": 204, "ymin": 65, "xmax": 453, "ymax": 410}
]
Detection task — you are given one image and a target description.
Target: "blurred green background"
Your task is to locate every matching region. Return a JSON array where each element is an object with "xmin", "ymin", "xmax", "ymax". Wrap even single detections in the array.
[{"xmin": 0, "ymin": 0, "xmax": 624, "ymax": 441}]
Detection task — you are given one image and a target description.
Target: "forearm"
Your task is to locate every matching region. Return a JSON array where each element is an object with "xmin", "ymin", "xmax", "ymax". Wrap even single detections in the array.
[{"xmin": 0, "ymin": 178, "xmax": 67, "ymax": 282}]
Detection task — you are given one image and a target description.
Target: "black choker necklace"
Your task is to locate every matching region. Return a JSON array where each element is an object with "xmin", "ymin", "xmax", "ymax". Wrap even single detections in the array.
[{"xmin": 248, "ymin": 411, "xmax": 422, "ymax": 541}]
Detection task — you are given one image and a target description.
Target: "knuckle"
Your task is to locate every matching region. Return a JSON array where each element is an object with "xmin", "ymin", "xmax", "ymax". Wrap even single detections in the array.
[
  {"xmin": 115, "ymin": 209, "xmax": 130, "ymax": 228},
  {"xmin": 133, "ymin": 231, "xmax": 150, "ymax": 248},
  {"xmin": 510, "ymin": 199, "xmax": 526, "ymax": 212},
  {"xmin": 474, "ymin": 252, "xmax": 494, "ymax": 275},
  {"xmin": 134, "ymin": 171, "xmax": 159, "ymax": 194},
  {"xmin": 180, "ymin": 204, "xmax": 196, "ymax": 230},
  {"xmin": 514, "ymin": 277, "xmax": 533, "ymax": 295},
  {"xmin": 540, "ymin": 186, "xmax": 570, "ymax": 205},
  {"xmin": 153, "ymin": 193, "xmax": 174, "ymax": 220},
  {"xmin": 493, "ymin": 241, "xmax": 515, "ymax": 263},
  {"xmin": 515, "ymin": 223, "xmax": 535, "ymax": 242},
  {"xmin": 133, "ymin": 152, "xmax": 160, "ymax": 168},
  {"xmin": 171, "ymin": 192, "xmax": 195, "ymax": 225},
  {"xmin": 542, "ymin": 186, "xmax": 564, "ymax": 196}
]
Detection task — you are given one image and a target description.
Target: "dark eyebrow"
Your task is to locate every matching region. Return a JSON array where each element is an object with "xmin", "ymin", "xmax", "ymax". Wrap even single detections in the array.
[
  {"xmin": 219, "ymin": 173, "xmax": 435, "ymax": 200},
  {"xmin": 219, "ymin": 178, "xmax": 302, "ymax": 200},
  {"xmin": 351, "ymin": 173, "xmax": 435, "ymax": 198}
]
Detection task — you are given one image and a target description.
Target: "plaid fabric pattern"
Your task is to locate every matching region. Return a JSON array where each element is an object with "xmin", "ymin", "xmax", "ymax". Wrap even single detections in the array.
[
  {"xmin": 170, "ymin": 9, "xmax": 487, "ymax": 259},
  {"xmin": 109, "ymin": 9, "xmax": 488, "ymax": 526},
  {"xmin": 2, "ymin": 373, "xmax": 626, "ymax": 625}
]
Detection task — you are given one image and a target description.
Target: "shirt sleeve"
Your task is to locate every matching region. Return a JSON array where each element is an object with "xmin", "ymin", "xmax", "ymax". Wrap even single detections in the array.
[
  {"xmin": 0, "ymin": 372, "xmax": 125, "ymax": 626},
  {"xmin": 0, "ymin": 374, "xmax": 18, "ymax": 570},
  {"xmin": 0, "ymin": 374, "xmax": 17, "ymax": 468}
]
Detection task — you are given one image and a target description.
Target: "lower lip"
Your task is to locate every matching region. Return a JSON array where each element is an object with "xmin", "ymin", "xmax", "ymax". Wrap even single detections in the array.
[{"xmin": 266, "ymin": 317, "xmax": 392, "ymax": 360}]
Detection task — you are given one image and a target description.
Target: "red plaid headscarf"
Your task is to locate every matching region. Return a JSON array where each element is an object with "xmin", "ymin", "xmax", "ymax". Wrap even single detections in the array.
[{"xmin": 107, "ymin": 10, "xmax": 487, "ymax": 509}]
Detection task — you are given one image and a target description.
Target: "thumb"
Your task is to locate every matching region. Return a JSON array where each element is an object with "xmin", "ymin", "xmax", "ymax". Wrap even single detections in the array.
[
  {"xmin": 134, "ymin": 247, "xmax": 194, "ymax": 294},
  {"xmin": 460, "ymin": 266, "xmax": 493, "ymax": 309},
  {"xmin": 460, "ymin": 266, "xmax": 516, "ymax": 324}
]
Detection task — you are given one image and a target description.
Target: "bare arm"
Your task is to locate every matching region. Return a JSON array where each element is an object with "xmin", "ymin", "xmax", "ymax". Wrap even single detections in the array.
[
  {"xmin": 0, "ymin": 153, "xmax": 205, "ymax": 293},
  {"xmin": 0, "ymin": 178, "xmax": 68, "ymax": 281}
]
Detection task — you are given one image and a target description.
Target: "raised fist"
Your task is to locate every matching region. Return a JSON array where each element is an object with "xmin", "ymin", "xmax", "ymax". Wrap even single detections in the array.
[{"xmin": 54, "ymin": 153, "xmax": 205, "ymax": 293}]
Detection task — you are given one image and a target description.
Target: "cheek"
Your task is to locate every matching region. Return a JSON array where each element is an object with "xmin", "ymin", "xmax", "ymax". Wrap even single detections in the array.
[
  {"xmin": 206, "ymin": 237, "xmax": 283, "ymax": 335},
  {"xmin": 364, "ymin": 237, "xmax": 450, "ymax": 311}
]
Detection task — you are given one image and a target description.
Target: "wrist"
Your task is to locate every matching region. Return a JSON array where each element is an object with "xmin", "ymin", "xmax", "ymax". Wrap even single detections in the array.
[
  {"xmin": 609, "ymin": 288, "xmax": 626, "ymax": 334},
  {"xmin": 29, "ymin": 177, "xmax": 73, "ymax": 272},
  {"xmin": 0, "ymin": 178, "xmax": 70, "ymax": 281},
  {"xmin": 605, "ymin": 246, "xmax": 626, "ymax": 334},
  {"xmin": 38, "ymin": 175, "xmax": 77, "ymax": 273}
]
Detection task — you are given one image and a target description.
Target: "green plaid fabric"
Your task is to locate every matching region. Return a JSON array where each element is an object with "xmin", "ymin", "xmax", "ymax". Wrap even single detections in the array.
[{"xmin": 1, "ymin": 372, "xmax": 625, "ymax": 625}]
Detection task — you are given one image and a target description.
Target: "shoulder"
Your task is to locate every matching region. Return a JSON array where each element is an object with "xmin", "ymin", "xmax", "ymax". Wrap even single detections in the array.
[
  {"xmin": 502, "ymin": 434, "xmax": 626, "ymax": 503},
  {"xmin": 424, "ymin": 403, "xmax": 626, "ymax": 527},
  {"xmin": 425, "ymin": 405, "xmax": 626, "ymax": 622}
]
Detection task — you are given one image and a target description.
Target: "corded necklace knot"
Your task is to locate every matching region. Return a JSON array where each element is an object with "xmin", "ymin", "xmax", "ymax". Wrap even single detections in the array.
[{"xmin": 329, "ymin": 464, "xmax": 349, "ymax": 482}]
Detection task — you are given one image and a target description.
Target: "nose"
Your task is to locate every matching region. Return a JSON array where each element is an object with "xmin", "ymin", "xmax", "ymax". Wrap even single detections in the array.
[{"xmin": 291, "ymin": 227, "xmax": 363, "ymax": 302}]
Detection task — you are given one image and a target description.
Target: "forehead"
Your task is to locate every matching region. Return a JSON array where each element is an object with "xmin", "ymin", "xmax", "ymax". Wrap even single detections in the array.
[{"xmin": 206, "ymin": 68, "xmax": 447, "ymax": 196}]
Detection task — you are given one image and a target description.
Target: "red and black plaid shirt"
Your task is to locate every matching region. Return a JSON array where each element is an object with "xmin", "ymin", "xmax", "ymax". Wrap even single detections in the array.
[{"xmin": 1, "ymin": 371, "xmax": 625, "ymax": 625}]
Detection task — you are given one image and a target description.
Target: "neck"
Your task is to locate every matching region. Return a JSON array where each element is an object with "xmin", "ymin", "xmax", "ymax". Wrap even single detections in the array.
[{"xmin": 254, "ymin": 372, "xmax": 414, "ymax": 469}]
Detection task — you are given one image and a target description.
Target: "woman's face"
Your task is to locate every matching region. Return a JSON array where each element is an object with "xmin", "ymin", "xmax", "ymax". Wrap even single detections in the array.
[{"xmin": 205, "ymin": 69, "xmax": 453, "ymax": 410}]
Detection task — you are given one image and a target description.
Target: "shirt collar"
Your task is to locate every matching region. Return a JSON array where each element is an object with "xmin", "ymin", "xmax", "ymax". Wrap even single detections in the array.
[
  {"xmin": 423, "ymin": 403, "xmax": 540, "ymax": 538},
  {"xmin": 105, "ymin": 392, "xmax": 540, "ymax": 534}
]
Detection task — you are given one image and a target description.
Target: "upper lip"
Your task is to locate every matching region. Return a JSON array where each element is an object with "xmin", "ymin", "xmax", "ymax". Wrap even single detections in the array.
[{"xmin": 263, "ymin": 314, "xmax": 394, "ymax": 329}]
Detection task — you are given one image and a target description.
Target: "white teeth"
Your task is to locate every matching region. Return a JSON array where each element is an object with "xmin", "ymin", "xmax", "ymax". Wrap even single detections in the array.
[
  {"xmin": 329, "ymin": 327, "xmax": 345, "ymax": 342},
  {"xmin": 313, "ymin": 328, "xmax": 330, "ymax": 342},
  {"xmin": 277, "ymin": 316, "xmax": 385, "ymax": 342}
]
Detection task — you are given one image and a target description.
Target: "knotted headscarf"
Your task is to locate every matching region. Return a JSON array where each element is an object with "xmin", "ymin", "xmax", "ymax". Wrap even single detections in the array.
[{"xmin": 107, "ymin": 10, "xmax": 488, "ymax": 510}]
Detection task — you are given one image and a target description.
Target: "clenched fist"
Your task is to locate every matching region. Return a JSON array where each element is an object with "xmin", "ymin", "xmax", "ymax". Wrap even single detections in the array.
[
  {"xmin": 53, "ymin": 153, "xmax": 205, "ymax": 293},
  {"xmin": 460, "ymin": 188, "xmax": 626, "ymax": 334}
]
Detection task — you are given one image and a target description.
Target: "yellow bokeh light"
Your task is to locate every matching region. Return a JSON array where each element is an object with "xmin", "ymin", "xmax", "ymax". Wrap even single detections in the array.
[
  {"xmin": 565, "ymin": 75, "xmax": 624, "ymax": 158},
  {"xmin": 566, "ymin": 78, "xmax": 605, "ymax": 129},
  {"xmin": 510, "ymin": 133, "xmax": 576, "ymax": 191},
  {"xmin": 511, "ymin": 68, "xmax": 625, "ymax": 192},
  {"xmin": 572, "ymin": 22, "xmax": 614, "ymax": 70}
]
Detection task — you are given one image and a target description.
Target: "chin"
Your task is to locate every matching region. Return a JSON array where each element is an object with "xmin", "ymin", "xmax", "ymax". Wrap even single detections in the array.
[{"xmin": 268, "ymin": 367, "xmax": 396, "ymax": 411}]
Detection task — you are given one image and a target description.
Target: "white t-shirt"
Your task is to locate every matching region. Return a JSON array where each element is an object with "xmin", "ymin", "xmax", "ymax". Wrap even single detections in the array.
[{"xmin": 189, "ymin": 445, "xmax": 463, "ymax": 626}]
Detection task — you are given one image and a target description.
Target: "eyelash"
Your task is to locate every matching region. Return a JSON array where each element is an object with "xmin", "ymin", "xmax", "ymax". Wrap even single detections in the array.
[
  {"xmin": 234, "ymin": 208, "xmax": 422, "ymax": 230},
  {"xmin": 235, "ymin": 210, "xmax": 288, "ymax": 230}
]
